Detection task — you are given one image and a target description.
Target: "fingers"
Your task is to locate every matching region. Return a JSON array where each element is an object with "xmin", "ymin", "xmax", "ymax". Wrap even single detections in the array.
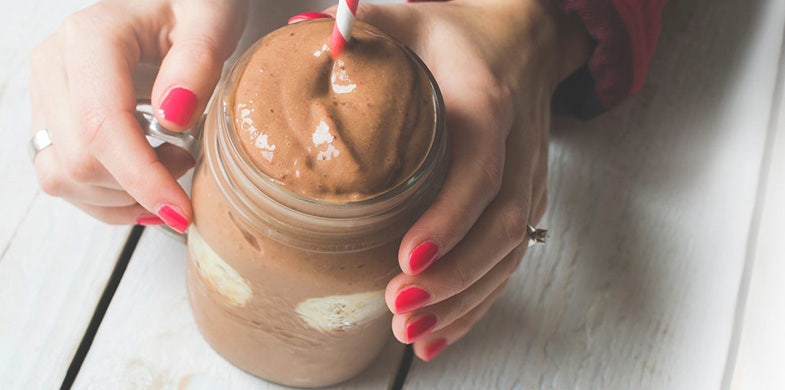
[
  {"xmin": 152, "ymin": 0, "xmax": 248, "ymax": 130},
  {"xmin": 401, "ymin": 100, "xmax": 510, "ymax": 275},
  {"xmin": 385, "ymin": 124, "xmax": 547, "ymax": 358},
  {"xmin": 35, "ymin": 163, "xmax": 136, "ymax": 208},
  {"xmin": 387, "ymin": 187, "xmax": 530, "ymax": 309},
  {"xmin": 72, "ymin": 201, "xmax": 162, "ymax": 226},
  {"xmin": 388, "ymin": 246, "xmax": 523, "ymax": 343},
  {"xmin": 412, "ymin": 281, "xmax": 509, "ymax": 362},
  {"xmin": 58, "ymin": 9, "xmax": 191, "ymax": 232},
  {"xmin": 30, "ymin": 28, "xmax": 150, "ymax": 214},
  {"xmin": 30, "ymin": 34, "xmax": 120, "ymax": 189},
  {"xmin": 387, "ymin": 114, "xmax": 547, "ymax": 352},
  {"xmin": 30, "ymin": 2, "xmax": 247, "ymax": 231}
]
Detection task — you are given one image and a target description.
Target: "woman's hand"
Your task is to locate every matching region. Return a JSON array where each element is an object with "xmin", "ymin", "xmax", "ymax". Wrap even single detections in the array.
[
  {"xmin": 30, "ymin": 0, "xmax": 248, "ymax": 232},
  {"xmin": 320, "ymin": 0, "xmax": 594, "ymax": 361}
]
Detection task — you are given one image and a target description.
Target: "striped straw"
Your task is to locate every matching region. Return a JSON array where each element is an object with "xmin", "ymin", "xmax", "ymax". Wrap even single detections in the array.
[{"xmin": 329, "ymin": 0, "xmax": 359, "ymax": 58}]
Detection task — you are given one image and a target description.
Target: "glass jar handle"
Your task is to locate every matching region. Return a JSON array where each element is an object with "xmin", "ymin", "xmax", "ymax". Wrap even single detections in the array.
[{"xmin": 134, "ymin": 99, "xmax": 203, "ymax": 158}]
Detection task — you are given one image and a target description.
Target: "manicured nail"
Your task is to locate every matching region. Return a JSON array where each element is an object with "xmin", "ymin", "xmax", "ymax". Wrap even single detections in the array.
[
  {"xmin": 288, "ymin": 12, "xmax": 332, "ymax": 24},
  {"xmin": 423, "ymin": 338, "xmax": 448, "ymax": 361},
  {"xmin": 409, "ymin": 241, "xmax": 439, "ymax": 275},
  {"xmin": 157, "ymin": 204, "xmax": 189, "ymax": 233},
  {"xmin": 406, "ymin": 314, "xmax": 437, "ymax": 343},
  {"xmin": 159, "ymin": 87, "xmax": 197, "ymax": 127},
  {"xmin": 136, "ymin": 216, "xmax": 165, "ymax": 226},
  {"xmin": 395, "ymin": 287, "xmax": 431, "ymax": 314}
]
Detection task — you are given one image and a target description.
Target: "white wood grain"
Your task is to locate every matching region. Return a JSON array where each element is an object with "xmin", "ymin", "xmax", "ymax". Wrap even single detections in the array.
[
  {"xmin": 0, "ymin": 1, "xmax": 133, "ymax": 388},
  {"xmin": 729, "ymin": 30, "xmax": 785, "ymax": 389},
  {"xmin": 0, "ymin": 1, "xmax": 129, "ymax": 389},
  {"xmin": 403, "ymin": 0, "xmax": 785, "ymax": 388},
  {"xmin": 73, "ymin": 227, "xmax": 405, "ymax": 389},
  {"xmin": 0, "ymin": 198, "xmax": 131, "ymax": 388}
]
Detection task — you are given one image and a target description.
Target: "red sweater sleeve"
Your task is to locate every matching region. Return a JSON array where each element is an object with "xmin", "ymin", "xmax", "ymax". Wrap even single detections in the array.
[{"xmin": 554, "ymin": 0, "xmax": 670, "ymax": 117}]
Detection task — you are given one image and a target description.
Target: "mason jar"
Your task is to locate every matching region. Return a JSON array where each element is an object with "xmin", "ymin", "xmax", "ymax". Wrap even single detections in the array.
[{"xmin": 185, "ymin": 20, "xmax": 448, "ymax": 387}]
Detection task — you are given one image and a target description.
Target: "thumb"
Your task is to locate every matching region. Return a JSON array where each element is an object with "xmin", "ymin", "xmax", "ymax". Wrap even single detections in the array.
[{"xmin": 153, "ymin": 0, "xmax": 248, "ymax": 130}]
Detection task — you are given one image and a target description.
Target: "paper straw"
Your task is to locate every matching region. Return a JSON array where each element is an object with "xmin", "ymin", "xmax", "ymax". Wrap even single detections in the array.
[{"xmin": 329, "ymin": 0, "xmax": 359, "ymax": 58}]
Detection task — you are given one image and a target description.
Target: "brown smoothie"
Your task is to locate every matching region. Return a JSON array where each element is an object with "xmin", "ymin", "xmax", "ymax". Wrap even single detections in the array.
[
  {"xmin": 187, "ymin": 19, "xmax": 441, "ymax": 387},
  {"xmin": 232, "ymin": 19, "xmax": 434, "ymax": 202}
]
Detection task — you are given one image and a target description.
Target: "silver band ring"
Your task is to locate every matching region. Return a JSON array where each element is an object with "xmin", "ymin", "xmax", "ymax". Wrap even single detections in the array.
[
  {"xmin": 527, "ymin": 224, "xmax": 548, "ymax": 247},
  {"xmin": 30, "ymin": 128, "xmax": 53, "ymax": 162}
]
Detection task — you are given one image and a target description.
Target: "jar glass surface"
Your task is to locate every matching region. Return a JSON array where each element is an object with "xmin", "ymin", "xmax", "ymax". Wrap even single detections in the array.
[{"xmin": 186, "ymin": 19, "xmax": 447, "ymax": 387}]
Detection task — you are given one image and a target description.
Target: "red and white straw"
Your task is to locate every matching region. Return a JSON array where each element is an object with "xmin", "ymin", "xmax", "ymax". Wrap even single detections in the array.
[{"xmin": 329, "ymin": 0, "xmax": 359, "ymax": 58}]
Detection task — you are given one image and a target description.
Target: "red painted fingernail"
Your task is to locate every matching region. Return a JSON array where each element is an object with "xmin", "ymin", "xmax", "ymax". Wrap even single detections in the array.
[
  {"xmin": 406, "ymin": 314, "xmax": 437, "ymax": 343},
  {"xmin": 136, "ymin": 216, "xmax": 165, "ymax": 226},
  {"xmin": 159, "ymin": 87, "xmax": 197, "ymax": 127},
  {"xmin": 395, "ymin": 287, "xmax": 431, "ymax": 314},
  {"xmin": 409, "ymin": 241, "xmax": 439, "ymax": 275},
  {"xmin": 157, "ymin": 204, "xmax": 189, "ymax": 233},
  {"xmin": 288, "ymin": 12, "xmax": 332, "ymax": 24},
  {"xmin": 423, "ymin": 338, "xmax": 448, "ymax": 361}
]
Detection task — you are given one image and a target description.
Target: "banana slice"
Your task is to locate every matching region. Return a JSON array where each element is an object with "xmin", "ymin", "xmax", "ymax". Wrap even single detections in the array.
[
  {"xmin": 188, "ymin": 227, "xmax": 253, "ymax": 307},
  {"xmin": 296, "ymin": 291, "xmax": 387, "ymax": 333}
]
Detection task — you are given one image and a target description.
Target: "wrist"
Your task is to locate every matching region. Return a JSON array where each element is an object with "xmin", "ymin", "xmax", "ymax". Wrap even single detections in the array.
[{"xmin": 467, "ymin": 0, "xmax": 594, "ymax": 85}]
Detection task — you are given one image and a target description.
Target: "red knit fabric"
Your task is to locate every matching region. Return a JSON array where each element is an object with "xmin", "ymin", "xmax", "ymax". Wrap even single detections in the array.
[{"xmin": 560, "ymin": 0, "xmax": 669, "ymax": 108}]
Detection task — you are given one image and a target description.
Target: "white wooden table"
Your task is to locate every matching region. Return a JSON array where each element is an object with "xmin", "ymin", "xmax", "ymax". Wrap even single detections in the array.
[{"xmin": 2, "ymin": 0, "xmax": 784, "ymax": 388}]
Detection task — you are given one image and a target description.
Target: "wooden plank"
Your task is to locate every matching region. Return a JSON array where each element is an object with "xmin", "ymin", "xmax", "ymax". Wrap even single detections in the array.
[
  {"xmin": 403, "ymin": 0, "xmax": 785, "ymax": 388},
  {"xmin": 0, "ymin": 198, "xmax": 131, "ymax": 388},
  {"xmin": 729, "ymin": 24, "xmax": 785, "ymax": 389},
  {"xmin": 74, "ymin": 227, "xmax": 405, "ymax": 389},
  {"xmin": 0, "ymin": 0, "xmax": 133, "ymax": 387}
]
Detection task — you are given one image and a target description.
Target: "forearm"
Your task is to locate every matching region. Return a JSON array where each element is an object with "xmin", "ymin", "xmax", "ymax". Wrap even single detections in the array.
[{"xmin": 545, "ymin": 1, "xmax": 595, "ymax": 82}]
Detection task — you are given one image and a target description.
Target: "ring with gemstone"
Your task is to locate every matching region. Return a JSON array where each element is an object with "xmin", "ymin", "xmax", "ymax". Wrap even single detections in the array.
[{"xmin": 527, "ymin": 225, "xmax": 548, "ymax": 247}]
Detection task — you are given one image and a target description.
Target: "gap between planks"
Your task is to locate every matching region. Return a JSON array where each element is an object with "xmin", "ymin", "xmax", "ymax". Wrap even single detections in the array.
[
  {"xmin": 60, "ymin": 226, "xmax": 145, "ymax": 390},
  {"xmin": 721, "ymin": 10, "xmax": 785, "ymax": 388}
]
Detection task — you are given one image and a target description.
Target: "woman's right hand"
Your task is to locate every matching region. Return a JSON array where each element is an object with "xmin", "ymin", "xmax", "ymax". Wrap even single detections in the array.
[{"xmin": 30, "ymin": 0, "xmax": 248, "ymax": 232}]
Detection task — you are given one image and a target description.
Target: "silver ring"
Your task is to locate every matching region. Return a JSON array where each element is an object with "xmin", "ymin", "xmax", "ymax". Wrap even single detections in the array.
[
  {"xmin": 29, "ymin": 128, "xmax": 53, "ymax": 161},
  {"xmin": 527, "ymin": 224, "xmax": 548, "ymax": 247}
]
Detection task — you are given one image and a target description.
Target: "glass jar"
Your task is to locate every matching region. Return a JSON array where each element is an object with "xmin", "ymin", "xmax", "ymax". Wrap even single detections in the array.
[{"xmin": 185, "ymin": 22, "xmax": 448, "ymax": 387}]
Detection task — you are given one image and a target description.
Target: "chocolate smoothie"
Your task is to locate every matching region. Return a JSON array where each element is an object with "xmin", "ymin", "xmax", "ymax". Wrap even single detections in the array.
[
  {"xmin": 187, "ymin": 19, "xmax": 445, "ymax": 387},
  {"xmin": 233, "ymin": 19, "xmax": 434, "ymax": 202}
]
